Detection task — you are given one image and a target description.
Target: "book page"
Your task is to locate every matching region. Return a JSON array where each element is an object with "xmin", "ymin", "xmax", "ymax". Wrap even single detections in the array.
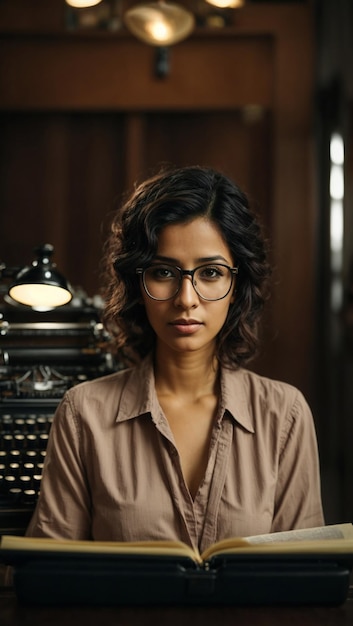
[
  {"xmin": 203, "ymin": 538, "xmax": 353, "ymax": 559},
  {"xmin": 0, "ymin": 535, "xmax": 201, "ymax": 564},
  {"xmin": 245, "ymin": 523, "xmax": 353, "ymax": 544},
  {"xmin": 201, "ymin": 523, "xmax": 353, "ymax": 561}
]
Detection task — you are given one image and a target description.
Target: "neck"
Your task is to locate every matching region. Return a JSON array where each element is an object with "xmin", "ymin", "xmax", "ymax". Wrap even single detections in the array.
[{"xmin": 153, "ymin": 345, "xmax": 220, "ymax": 399}]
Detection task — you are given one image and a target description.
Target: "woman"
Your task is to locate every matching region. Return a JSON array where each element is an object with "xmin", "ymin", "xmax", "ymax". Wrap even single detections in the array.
[{"xmin": 26, "ymin": 165, "xmax": 324, "ymax": 552}]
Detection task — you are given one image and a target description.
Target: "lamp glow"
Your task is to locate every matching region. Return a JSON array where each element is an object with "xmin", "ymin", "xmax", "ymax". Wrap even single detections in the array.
[
  {"xmin": 124, "ymin": 1, "xmax": 195, "ymax": 46},
  {"xmin": 147, "ymin": 18, "xmax": 171, "ymax": 43},
  {"xmin": 9, "ymin": 284, "xmax": 72, "ymax": 311},
  {"xmin": 65, "ymin": 0, "xmax": 103, "ymax": 7},
  {"xmin": 205, "ymin": 0, "xmax": 245, "ymax": 7},
  {"xmin": 6, "ymin": 244, "xmax": 73, "ymax": 310}
]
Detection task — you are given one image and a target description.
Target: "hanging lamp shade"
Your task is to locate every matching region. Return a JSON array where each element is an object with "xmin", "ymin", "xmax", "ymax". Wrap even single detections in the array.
[
  {"xmin": 65, "ymin": 0, "xmax": 103, "ymax": 8},
  {"xmin": 205, "ymin": 0, "xmax": 245, "ymax": 7},
  {"xmin": 8, "ymin": 244, "xmax": 73, "ymax": 311},
  {"xmin": 124, "ymin": 1, "xmax": 195, "ymax": 46}
]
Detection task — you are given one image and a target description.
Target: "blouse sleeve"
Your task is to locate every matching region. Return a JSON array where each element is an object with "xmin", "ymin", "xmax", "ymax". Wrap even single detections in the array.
[
  {"xmin": 271, "ymin": 389, "xmax": 325, "ymax": 532},
  {"xmin": 25, "ymin": 393, "xmax": 92, "ymax": 539}
]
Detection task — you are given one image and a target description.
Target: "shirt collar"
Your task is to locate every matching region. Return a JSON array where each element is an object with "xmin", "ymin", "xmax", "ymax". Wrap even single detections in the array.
[
  {"xmin": 219, "ymin": 366, "xmax": 255, "ymax": 433},
  {"xmin": 116, "ymin": 355, "xmax": 255, "ymax": 434},
  {"xmin": 116, "ymin": 355, "xmax": 159, "ymax": 423}
]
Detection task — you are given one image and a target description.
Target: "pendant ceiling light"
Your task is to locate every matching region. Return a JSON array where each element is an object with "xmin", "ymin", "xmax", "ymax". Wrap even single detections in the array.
[
  {"xmin": 65, "ymin": 0, "xmax": 103, "ymax": 7},
  {"xmin": 124, "ymin": 1, "xmax": 195, "ymax": 46},
  {"xmin": 205, "ymin": 0, "xmax": 245, "ymax": 8},
  {"xmin": 64, "ymin": 1, "xmax": 245, "ymax": 46}
]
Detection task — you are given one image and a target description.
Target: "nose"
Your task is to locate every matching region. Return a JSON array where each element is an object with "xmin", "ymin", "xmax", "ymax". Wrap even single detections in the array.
[{"xmin": 173, "ymin": 275, "xmax": 199, "ymax": 309}]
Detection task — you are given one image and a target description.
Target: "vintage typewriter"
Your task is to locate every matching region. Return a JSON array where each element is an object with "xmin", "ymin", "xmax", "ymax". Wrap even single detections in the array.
[{"xmin": 0, "ymin": 295, "xmax": 118, "ymax": 536}]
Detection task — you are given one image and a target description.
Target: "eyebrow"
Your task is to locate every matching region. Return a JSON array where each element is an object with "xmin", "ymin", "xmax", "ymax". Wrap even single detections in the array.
[{"xmin": 153, "ymin": 254, "xmax": 231, "ymax": 265}]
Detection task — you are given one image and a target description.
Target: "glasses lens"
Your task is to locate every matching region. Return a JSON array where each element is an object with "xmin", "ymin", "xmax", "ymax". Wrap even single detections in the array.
[
  {"xmin": 144, "ymin": 265, "xmax": 180, "ymax": 300},
  {"xmin": 193, "ymin": 265, "xmax": 232, "ymax": 300},
  {"xmin": 143, "ymin": 264, "xmax": 234, "ymax": 301}
]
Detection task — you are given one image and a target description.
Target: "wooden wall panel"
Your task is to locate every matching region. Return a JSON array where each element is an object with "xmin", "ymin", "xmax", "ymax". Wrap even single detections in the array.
[
  {"xmin": 0, "ymin": 35, "xmax": 273, "ymax": 111},
  {"xmin": 0, "ymin": 112, "xmax": 126, "ymax": 291}
]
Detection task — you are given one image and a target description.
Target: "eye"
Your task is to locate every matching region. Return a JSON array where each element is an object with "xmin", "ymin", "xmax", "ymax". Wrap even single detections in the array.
[
  {"xmin": 197, "ymin": 265, "xmax": 225, "ymax": 280},
  {"xmin": 148, "ymin": 265, "xmax": 178, "ymax": 280}
]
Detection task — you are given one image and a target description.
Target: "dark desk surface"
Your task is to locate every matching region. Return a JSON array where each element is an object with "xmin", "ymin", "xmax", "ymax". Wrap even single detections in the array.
[{"xmin": 1, "ymin": 587, "xmax": 353, "ymax": 626}]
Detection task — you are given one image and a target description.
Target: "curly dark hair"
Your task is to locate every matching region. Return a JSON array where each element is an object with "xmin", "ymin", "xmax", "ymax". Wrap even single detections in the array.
[{"xmin": 101, "ymin": 165, "xmax": 271, "ymax": 368}]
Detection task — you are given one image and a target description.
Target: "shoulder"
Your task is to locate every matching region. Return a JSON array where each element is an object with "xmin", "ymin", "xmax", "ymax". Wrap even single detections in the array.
[
  {"xmin": 58, "ymin": 355, "xmax": 154, "ymax": 425},
  {"xmin": 58, "ymin": 362, "xmax": 145, "ymax": 421},
  {"xmin": 221, "ymin": 366, "xmax": 312, "ymax": 433},
  {"xmin": 243, "ymin": 368, "xmax": 305, "ymax": 406},
  {"xmin": 68, "ymin": 367, "xmax": 134, "ymax": 398},
  {"xmin": 224, "ymin": 366, "xmax": 307, "ymax": 406}
]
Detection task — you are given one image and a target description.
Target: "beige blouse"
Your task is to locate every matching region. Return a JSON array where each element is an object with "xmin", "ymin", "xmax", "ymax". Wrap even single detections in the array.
[{"xmin": 26, "ymin": 356, "xmax": 324, "ymax": 553}]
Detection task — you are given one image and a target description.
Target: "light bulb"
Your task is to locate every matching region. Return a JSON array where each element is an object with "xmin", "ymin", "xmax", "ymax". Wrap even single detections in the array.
[
  {"xmin": 124, "ymin": 2, "xmax": 195, "ymax": 46},
  {"xmin": 65, "ymin": 0, "xmax": 103, "ymax": 8},
  {"xmin": 205, "ymin": 0, "xmax": 245, "ymax": 8}
]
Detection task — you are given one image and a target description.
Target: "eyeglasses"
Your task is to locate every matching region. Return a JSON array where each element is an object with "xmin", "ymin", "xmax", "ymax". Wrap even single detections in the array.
[{"xmin": 136, "ymin": 263, "xmax": 238, "ymax": 302}]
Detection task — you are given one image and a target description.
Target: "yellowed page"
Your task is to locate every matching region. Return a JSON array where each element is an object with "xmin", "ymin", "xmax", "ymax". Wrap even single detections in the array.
[
  {"xmin": 201, "ymin": 523, "xmax": 353, "ymax": 561},
  {"xmin": 0, "ymin": 535, "xmax": 201, "ymax": 563},
  {"xmin": 203, "ymin": 538, "xmax": 353, "ymax": 557},
  {"xmin": 200, "ymin": 537, "xmax": 250, "ymax": 561},
  {"xmin": 245, "ymin": 523, "xmax": 353, "ymax": 545}
]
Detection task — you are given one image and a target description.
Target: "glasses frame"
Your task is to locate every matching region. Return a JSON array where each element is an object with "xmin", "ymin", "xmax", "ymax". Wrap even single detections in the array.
[{"xmin": 136, "ymin": 263, "xmax": 238, "ymax": 302}]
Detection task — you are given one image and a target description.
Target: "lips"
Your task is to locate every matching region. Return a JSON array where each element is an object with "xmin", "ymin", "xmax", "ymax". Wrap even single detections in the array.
[
  {"xmin": 172, "ymin": 318, "xmax": 200, "ymax": 324},
  {"xmin": 169, "ymin": 319, "xmax": 203, "ymax": 334}
]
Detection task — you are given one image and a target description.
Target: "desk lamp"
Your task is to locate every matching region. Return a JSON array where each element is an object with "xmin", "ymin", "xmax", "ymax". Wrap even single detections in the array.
[{"xmin": 0, "ymin": 244, "xmax": 73, "ymax": 311}]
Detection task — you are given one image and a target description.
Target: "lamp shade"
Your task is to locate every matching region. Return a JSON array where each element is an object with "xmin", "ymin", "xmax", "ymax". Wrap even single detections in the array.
[
  {"xmin": 124, "ymin": 1, "xmax": 195, "ymax": 46},
  {"xmin": 205, "ymin": 0, "xmax": 245, "ymax": 7},
  {"xmin": 65, "ymin": 0, "xmax": 103, "ymax": 7},
  {"xmin": 8, "ymin": 244, "xmax": 73, "ymax": 310}
]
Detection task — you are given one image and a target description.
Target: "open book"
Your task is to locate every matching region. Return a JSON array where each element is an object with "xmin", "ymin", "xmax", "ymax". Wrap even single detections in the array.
[
  {"xmin": 2, "ymin": 523, "xmax": 353, "ymax": 608},
  {"xmin": 1, "ymin": 522, "xmax": 353, "ymax": 564}
]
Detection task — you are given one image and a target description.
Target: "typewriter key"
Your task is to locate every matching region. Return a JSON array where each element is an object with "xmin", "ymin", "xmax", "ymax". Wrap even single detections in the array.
[{"xmin": 22, "ymin": 489, "xmax": 37, "ymax": 504}]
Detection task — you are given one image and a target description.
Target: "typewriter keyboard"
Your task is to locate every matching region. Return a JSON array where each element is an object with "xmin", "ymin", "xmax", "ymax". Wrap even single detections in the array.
[
  {"xmin": 0, "ymin": 410, "xmax": 54, "ymax": 535},
  {"xmin": 0, "ymin": 302, "xmax": 118, "ymax": 535}
]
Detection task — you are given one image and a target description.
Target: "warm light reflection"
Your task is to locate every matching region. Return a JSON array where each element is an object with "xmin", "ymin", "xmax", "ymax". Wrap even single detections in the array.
[
  {"xmin": 330, "ymin": 164, "xmax": 344, "ymax": 200},
  {"xmin": 147, "ymin": 17, "xmax": 171, "ymax": 42},
  {"xmin": 205, "ymin": 0, "xmax": 245, "ymax": 8},
  {"xmin": 124, "ymin": 2, "xmax": 195, "ymax": 46},
  {"xmin": 65, "ymin": 0, "xmax": 103, "ymax": 7},
  {"xmin": 8, "ymin": 284, "xmax": 73, "ymax": 311},
  {"xmin": 330, "ymin": 132, "xmax": 344, "ymax": 165},
  {"xmin": 330, "ymin": 200, "xmax": 344, "ymax": 253},
  {"xmin": 329, "ymin": 132, "xmax": 345, "ymax": 311}
]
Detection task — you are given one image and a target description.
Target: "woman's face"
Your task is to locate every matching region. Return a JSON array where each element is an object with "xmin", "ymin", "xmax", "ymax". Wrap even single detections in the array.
[{"xmin": 140, "ymin": 217, "xmax": 236, "ymax": 360}]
